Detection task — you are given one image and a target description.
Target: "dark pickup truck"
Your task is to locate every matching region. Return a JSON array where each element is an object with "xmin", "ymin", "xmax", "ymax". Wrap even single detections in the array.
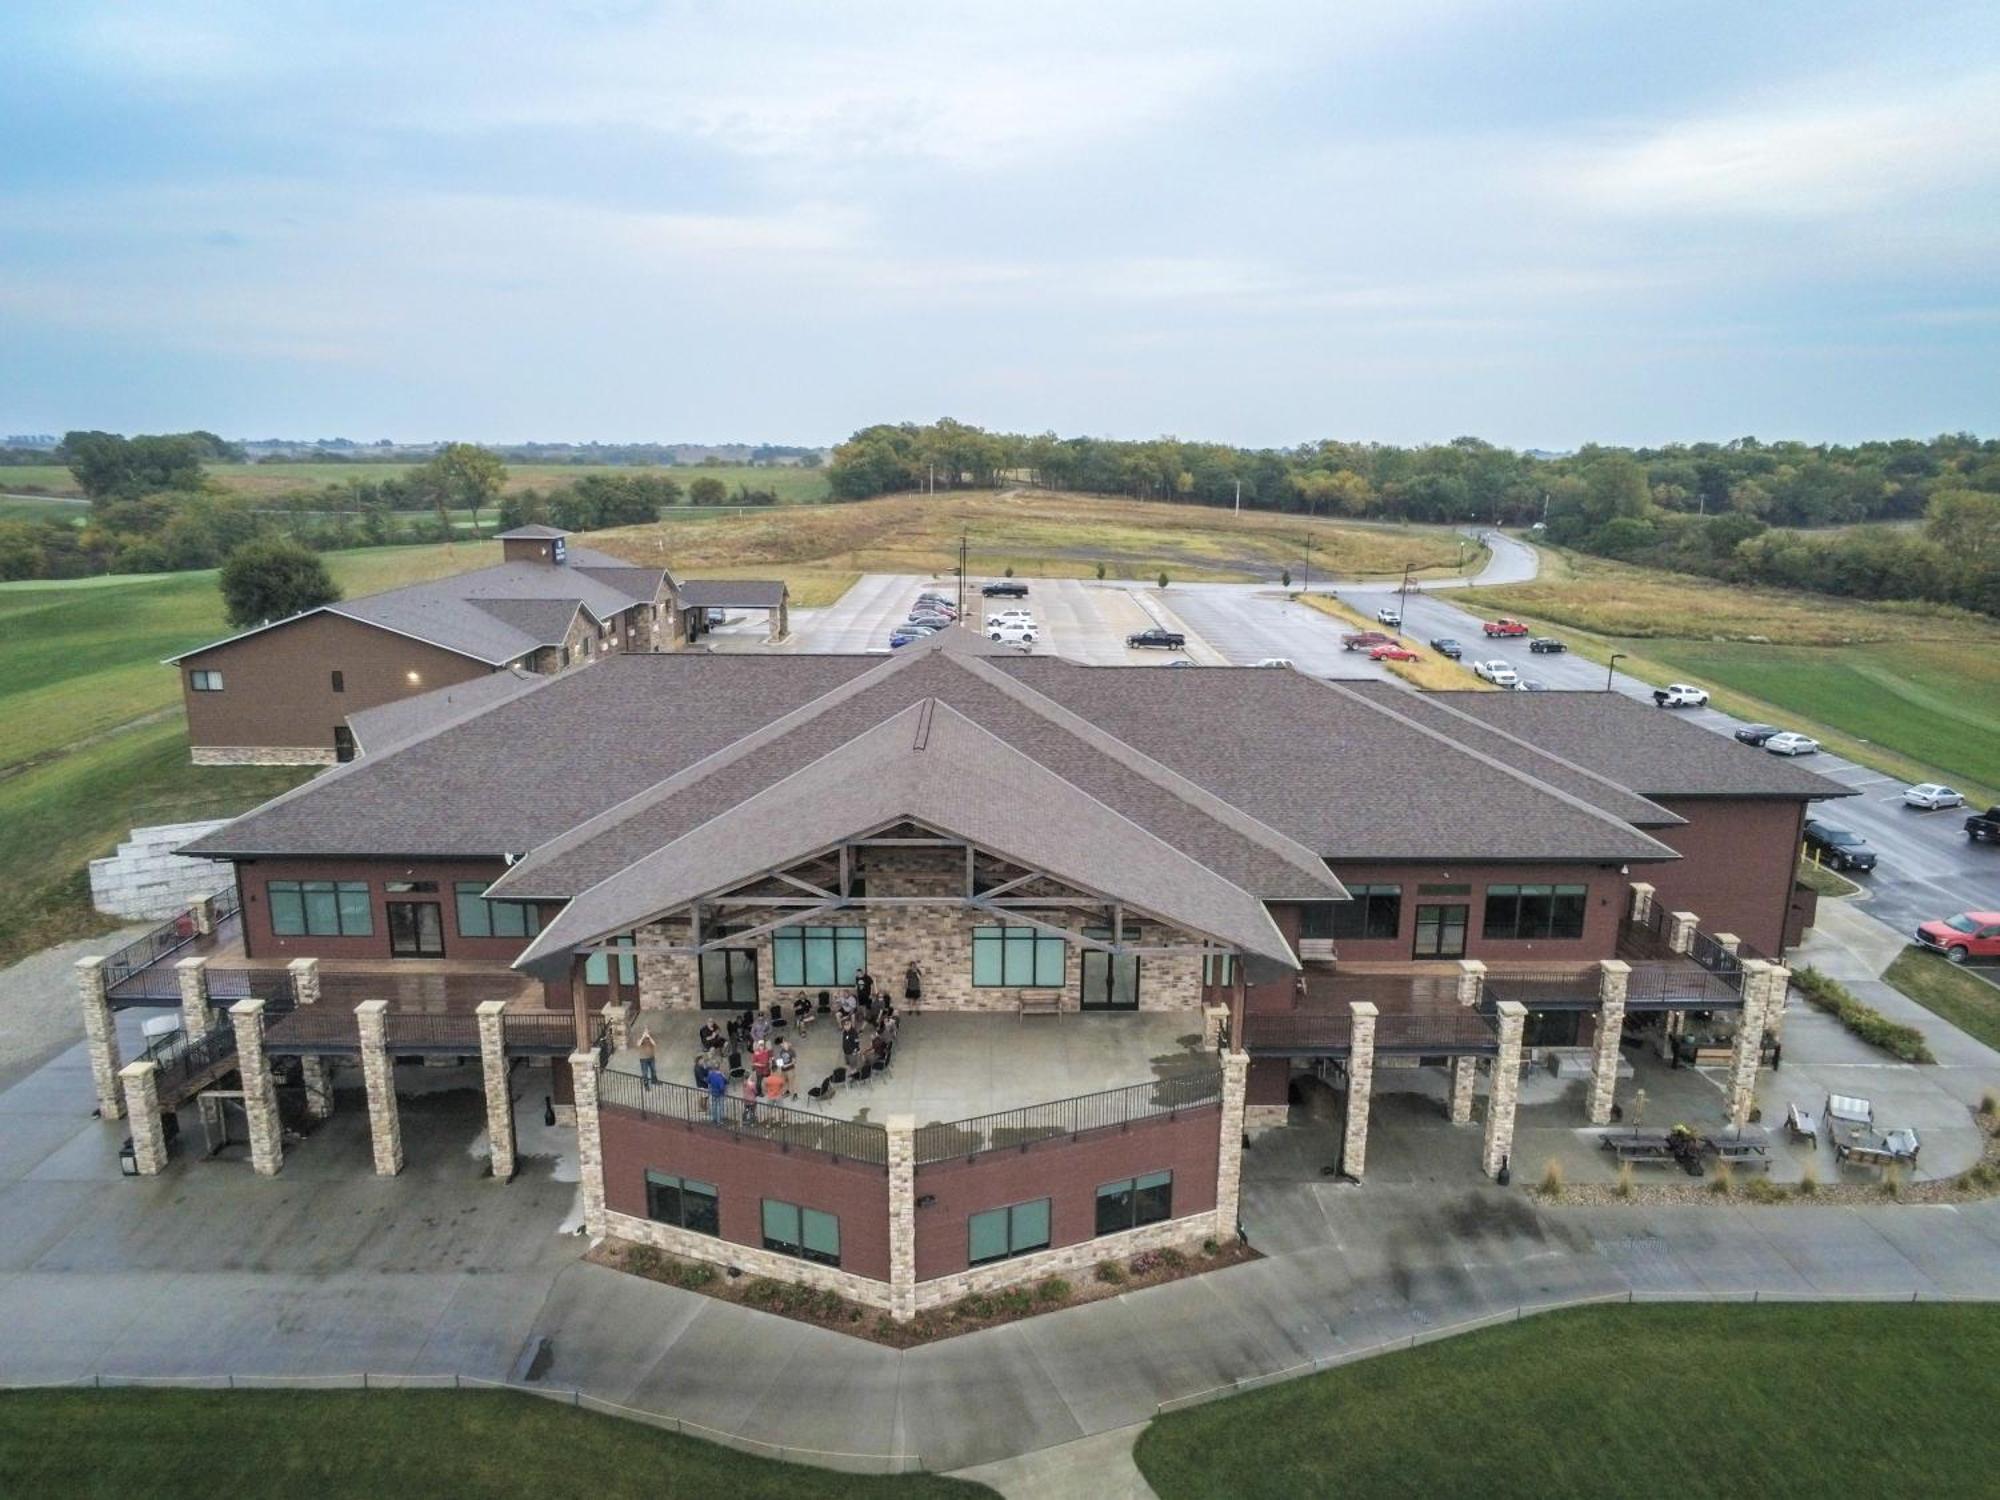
[
  {"xmin": 1127, "ymin": 627, "xmax": 1187, "ymax": 650},
  {"xmin": 1968, "ymin": 807, "xmax": 2000, "ymax": 843},
  {"xmin": 981, "ymin": 580, "xmax": 1029, "ymax": 598}
]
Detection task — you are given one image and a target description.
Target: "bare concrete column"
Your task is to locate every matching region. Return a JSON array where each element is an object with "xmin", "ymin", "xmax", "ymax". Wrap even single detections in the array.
[
  {"xmin": 230, "ymin": 999, "xmax": 283, "ymax": 1177},
  {"xmin": 886, "ymin": 1114, "xmax": 917, "ymax": 1323},
  {"xmin": 1726, "ymin": 961, "xmax": 1780, "ymax": 1128},
  {"xmin": 77, "ymin": 956, "xmax": 124, "ymax": 1121},
  {"xmin": 1341, "ymin": 1002, "xmax": 1379, "ymax": 1179},
  {"xmin": 299, "ymin": 1057, "xmax": 335, "ymax": 1120},
  {"xmin": 119, "ymin": 1061, "xmax": 169, "ymax": 1175},
  {"xmin": 1456, "ymin": 958, "xmax": 1486, "ymax": 1008},
  {"xmin": 1449, "ymin": 1056, "xmax": 1478, "ymax": 1125},
  {"xmin": 287, "ymin": 957, "xmax": 321, "ymax": 1007},
  {"xmin": 1666, "ymin": 910, "xmax": 1700, "ymax": 956},
  {"xmin": 571, "ymin": 1049, "xmax": 606, "ymax": 1239},
  {"xmin": 1482, "ymin": 1001, "xmax": 1527, "ymax": 1179},
  {"xmin": 477, "ymin": 1000, "xmax": 515, "ymax": 1182},
  {"xmin": 1628, "ymin": 882, "xmax": 1656, "ymax": 924},
  {"xmin": 1201, "ymin": 1003, "xmax": 1229, "ymax": 1051},
  {"xmin": 1212, "ymin": 1049, "xmax": 1249, "ymax": 1241},
  {"xmin": 1588, "ymin": 960, "xmax": 1631, "ymax": 1125},
  {"xmin": 356, "ymin": 1000, "xmax": 402, "ymax": 1177},
  {"xmin": 175, "ymin": 956, "xmax": 214, "ymax": 1041}
]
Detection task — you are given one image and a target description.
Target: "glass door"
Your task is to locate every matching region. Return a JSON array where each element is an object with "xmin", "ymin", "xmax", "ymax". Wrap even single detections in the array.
[
  {"xmin": 387, "ymin": 901, "xmax": 445, "ymax": 957},
  {"xmin": 1412, "ymin": 904, "xmax": 1468, "ymax": 960},
  {"xmin": 699, "ymin": 947, "xmax": 758, "ymax": 1009},
  {"xmin": 1079, "ymin": 926, "xmax": 1141, "ymax": 1010}
]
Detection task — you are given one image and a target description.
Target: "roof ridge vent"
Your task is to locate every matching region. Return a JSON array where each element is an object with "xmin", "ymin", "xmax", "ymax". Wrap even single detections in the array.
[{"xmin": 912, "ymin": 697, "xmax": 936, "ymax": 751}]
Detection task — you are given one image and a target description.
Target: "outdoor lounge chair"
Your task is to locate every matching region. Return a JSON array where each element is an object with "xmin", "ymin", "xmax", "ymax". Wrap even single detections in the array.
[{"xmin": 1785, "ymin": 1102, "xmax": 1818, "ymax": 1143}]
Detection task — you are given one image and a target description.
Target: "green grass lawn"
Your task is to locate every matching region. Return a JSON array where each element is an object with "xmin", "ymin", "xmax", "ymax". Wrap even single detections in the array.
[
  {"xmin": 1795, "ymin": 857, "xmax": 1861, "ymax": 900},
  {"xmin": 1135, "ymin": 1303, "xmax": 2000, "ymax": 1500},
  {"xmin": 0, "ymin": 1388, "xmax": 988, "ymax": 1499},
  {"xmin": 1884, "ymin": 946, "xmax": 2000, "ymax": 1051},
  {"xmin": 0, "ymin": 494, "xmax": 86, "ymax": 525}
]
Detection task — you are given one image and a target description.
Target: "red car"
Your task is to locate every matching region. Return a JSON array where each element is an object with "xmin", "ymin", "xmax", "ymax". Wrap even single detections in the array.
[
  {"xmin": 1341, "ymin": 630, "xmax": 1396, "ymax": 651},
  {"xmin": 1370, "ymin": 644, "xmax": 1420, "ymax": 662},
  {"xmin": 1915, "ymin": 912, "xmax": 2000, "ymax": 963},
  {"xmin": 1482, "ymin": 618, "xmax": 1530, "ymax": 638}
]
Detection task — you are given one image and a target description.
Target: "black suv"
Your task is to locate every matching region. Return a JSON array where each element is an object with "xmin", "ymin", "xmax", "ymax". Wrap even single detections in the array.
[
  {"xmin": 981, "ymin": 580, "xmax": 1029, "ymax": 598},
  {"xmin": 1802, "ymin": 819, "xmax": 1878, "ymax": 872},
  {"xmin": 1734, "ymin": 723, "xmax": 1781, "ymax": 746},
  {"xmin": 1430, "ymin": 637, "xmax": 1463, "ymax": 660},
  {"xmin": 1528, "ymin": 637, "xmax": 1567, "ymax": 654}
]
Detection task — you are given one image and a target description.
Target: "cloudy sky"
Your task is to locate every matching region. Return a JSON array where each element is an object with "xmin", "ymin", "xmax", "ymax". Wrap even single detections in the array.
[{"xmin": 2, "ymin": 1, "xmax": 1996, "ymax": 448}]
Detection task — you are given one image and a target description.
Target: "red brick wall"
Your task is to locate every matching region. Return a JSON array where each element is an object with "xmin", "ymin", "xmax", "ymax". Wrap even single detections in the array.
[
  {"xmin": 599, "ymin": 1105, "xmax": 892, "ymax": 1280},
  {"xmin": 1646, "ymin": 798, "xmax": 1805, "ymax": 957},
  {"xmin": 1317, "ymin": 861, "xmax": 1629, "ymax": 965},
  {"xmin": 910, "ymin": 1107, "xmax": 1219, "ymax": 1281},
  {"xmin": 235, "ymin": 856, "xmax": 537, "ymax": 962}
]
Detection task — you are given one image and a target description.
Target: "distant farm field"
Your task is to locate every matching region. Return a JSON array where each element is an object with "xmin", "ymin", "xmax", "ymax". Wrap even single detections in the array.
[
  {"xmin": 1465, "ymin": 547, "xmax": 2000, "ymax": 800},
  {"xmin": 0, "ymin": 461, "xmax": 831, "ymax": 504},
  {"xmin": 592, "ymin": 490, "xmax": 1479, "ymax": 588}
]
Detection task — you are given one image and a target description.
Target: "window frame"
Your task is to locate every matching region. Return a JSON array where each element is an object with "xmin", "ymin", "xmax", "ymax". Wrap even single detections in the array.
[
  {"xmin": 1325, "ymin": 885, "xmax": 1402, "ymax": 942},
  {"xmin": 583, "ymin": 932, "xmax": 638, "ymax": 988},
  {"xmin": 643, "ymin": 1170, "xmax": 720, "ymax": 1237},
  {"xmin": 454, "ymin": 880, "xmax": 542, "ymax": 941},
  {"xmin": 1482, "ymin": 883, "xmax": 1590, "ymax": 941},
  {"xmin": 971, "ymin": 925, "xmax": 1066, "ymax": 988},
  {"xmin": 761, "ymin": 1198, "xmax": 841, "ymax": 1267},
  {"xmin": 1096, "ymin": 1170, "xmax": 1174, "ymax": 1236},
  {"xmin": 968, "ymin": 1197, "xmax": 1053, "ymax": 1266},
  {"xmin": 189, "ymin": 669, "xmax": 224, "ymax": 692},
  {"xmin": 770, "ymin": 925, "xmax": 867, "ymax": 989},
  {"xmin": 267, "ymin": 878, "xmax": 372, "ymax": 937}
]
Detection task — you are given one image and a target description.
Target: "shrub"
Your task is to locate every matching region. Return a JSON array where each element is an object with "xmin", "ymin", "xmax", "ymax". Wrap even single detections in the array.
[
  {"xmin": 1708, "ymin": 1162, "xmax": 1734, "ymax": 1196},
  {"xmin": 1798, "ymin": 1161, "xmax": 1819, "ymax": 1196},
  {"xmin": 1095, "ymin": 560, "xmax": 1107, "ymax": 580},
  {"xmin": 1157, "ymin": 1247, "xmax": 1188, "ymax": 1271},
  {"xmin": 1981, "ymin": 1091, "xmax": 1999, "ymax": 1119},
  {"xmin": 1881, "ymin": 1167, "xmax": 1903, "ymax": 1199},
  {"xmin": 1201, "ymin": 1237, "xmax": 1220, "ymax": 1257},
  {"xmin": 742, "ymin": 1278, "xmax": 784, "ymax": 1307},
  {"xmin": 1035, "ymin": 1277, "xmax": 1072, "ymax": 1305},
  {"xmin": 998, "ymin": 1288, "xmax": 1034, "ymax": 1317},
  {"xmin": 813, "ymin": 1287, "xmax": 847, "ymax": 1319},
  {"xmin": 1538, "ymin": 1159, "xmax": 1565, "ymax": 1198},
  {"xmin": 1095, "ymin": 1260, "xmax": 1127, "ymax": 1286},
  {"xmin": 1157, "ymin": 570, "xmax": 1170, "ymax": 589},
  {"xmin": 626, "ymin": 1244, "xmax": 662, "ymax": 1277},
  {"xmin": 954, "ymin": 1293, "xmax": 997, "ymax": 1321},
  {"xmin": 1614, "ymin": 1162, "xmax": 1635, "ymax": 1199},
  {"xmin": 1128, "ymin": 1250, "xmax": 1164, "ymax": 1276},
  {"xmin": 1743, "ymin": 1176, "xmax": 1787, "ymax": 1204},
  {"xmin": 1793, "ymin": 966, "xmax": 1935, "ymax": 1063},
  {"xmin": 671, "ymin": 1260, "xmax": 717, "ymax": 1290}
]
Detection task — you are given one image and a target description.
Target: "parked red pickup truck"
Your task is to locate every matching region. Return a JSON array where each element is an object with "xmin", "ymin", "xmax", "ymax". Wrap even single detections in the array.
[
  {"xmin": 1482, "ymin": 618, "xmax": 1530, "ymax": 638},
  {"xmin": 1915, "ymin": 912, "xmax": 2000, "ymax": 963}
]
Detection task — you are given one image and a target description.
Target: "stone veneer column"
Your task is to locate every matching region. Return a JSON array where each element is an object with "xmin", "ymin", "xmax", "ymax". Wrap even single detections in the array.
[
  {"xmin": 1341, "ymin": 1002, "xmax": 1379, "ymax": 1180},
  {"xmin": 886, "ymin": 1114, "xmax": 917, "ymax": 1323},
  {"xmin": 287, "ymin": 956, "xmax": 322, "ymax": 1007},
  {"xmin": 176, "ymin": 956, "xmax": 214, "ymax": 1041},
  {"xmin": 120, "ymin": 1060, "xmax": 169, "ymax": 1176},
  {"xmin": 193, "ymin": 895, "xmax": 216, "ymax": 936},
  {"xmin": 602, "ymin": 1002, "xmax": 631, "ymax": 1053},
  {"xmin": 299, "ymin": 1058, "xmax": 335, "ymax": 1120},
  {"xmin": 1449, "ymin": 1056, "xmax": 1478, "ymax": 1125},
  {"xmin": 1628, "ymin": 882, "xmax": 1656, "ymax": 924},
  {"xmin": 356, "ymin": 1001, "xmax": 403, "ymax": 1177},
  {"xmin": 1212, "ymin": 1049, "xmax": 1249, "ymax": 1241},
  {"xmin": 477, "ymin": 1001, "xmax": 516, "ymax": 1182},
  {"xmin": 1456, "ymin": 958, "xmax": 1486, "ymax": 1008},
  {"xmin": 230, "ymin": 999, "xmax": 283, "ymax": 1177},
  {"xmin": 77, "ymin": 957, "xmax": 124, "ymax": 1121},
  {"xmin": 1482, "ymin": 1001, "xmax": 1527, "ymax": 1179},
  {"xmin": 1666, "ymin": 911, "xmax": 1700, "ymax": 956},
  {"xmin": 1202, "ymin": 1003, "xmax": 1229, "ymax": 1051},
  {"xmin": 1711, "ymin": 933, "xmax": 1742, "ymax": 956},
  {"xmin": 571, "ymin": 1049, "xmax": 607, "ymax": 1239},
  {"xmin": 1726, "ymin": 961, "xmax": 1780, "ymax": 1128},
  {"xmin": 1588, "ymin": 960, "xmax": 1631, "ymax": 1125}
]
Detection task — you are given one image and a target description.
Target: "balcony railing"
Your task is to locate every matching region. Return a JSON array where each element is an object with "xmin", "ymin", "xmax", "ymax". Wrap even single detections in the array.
[
  {"xmin": 151, "ymin": 1022, "xmax": 240, "ymax": 1106},
  {"xmin": 503, "ymin": 1013, "xmax": 577, "ymax": 1054},
  {"xmin": 911, "ymin": 1069, "xmax": 1223, "ymax": 1165},
  {"xmin": 1624, "ymin": 959, "xmax": 1743, "ymax": 1010},
  {"xmin": 597, "ymin": 1069, "xmax": 889, "ymax": 1167}
]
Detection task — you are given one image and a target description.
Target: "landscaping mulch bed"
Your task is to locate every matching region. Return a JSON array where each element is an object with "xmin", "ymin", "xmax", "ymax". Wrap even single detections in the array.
[
  {"xmin": 1539, "ymin": 1111, "xmax": 2000, "ymax": 1208},
  {"xmin": 588, "ymin": 1235, "xmax": 1259, "ymax": 1348}
]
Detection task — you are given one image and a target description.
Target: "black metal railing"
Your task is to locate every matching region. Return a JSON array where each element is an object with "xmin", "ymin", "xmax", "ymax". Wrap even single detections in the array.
[
  {"xmin": 212, "ymin": 884, "xmax": 242, "ymax": 924},
  {"xmin": 1686, "ymin": 930, "xmax": 1745, "ymax": 989},
  {"xmin": 101, "ymin": 907, "xmax": 205, "ymax": 994},
  {"xmin": 1374, "ymin": 1007, "xmax": 1500, "ymax": 1054},
  {"xmin": 1480, "ymin": 965, "xmax": 1604, "ymax": 1012},
  {"xmin": 262, "ymin": 1006, "xmax": 359, "ymax": 1051},
  {"xmin": 912, "ymin": 1069, "xmax": 1223, "ymax": 1165},
  {"xmin": 383, "ymin": 1012, "xmax": 481, "ymax": 1051},
  {"xmin": 205, "ymin": 969, "xmax": 297, "ymax": 1009},
  {"xmin": 318, "ymin": 970, "xmax": 527, "ymax": 1011},
  {"xmin": 1618, "ymin": 899, "xmax": 1671, "ymax": 959},
  {"xmin": 597, "ymin": 1069, "xmax": 888, "ymax": 1166},
  {"xmin": 1624, "ymin": 960, "xmax": 1744, "ymax": 1010},
  {"xmin": 1239, "ymin": 1010, "xmax": 1353, "ymax": 1053},
  {"xmin": 152, "ymin": 1022, "xmax": 239, "ymax": 1105},
  {"xmin": 503, "ymin": 1013, "xmax": 577, "ymax": 1053}
]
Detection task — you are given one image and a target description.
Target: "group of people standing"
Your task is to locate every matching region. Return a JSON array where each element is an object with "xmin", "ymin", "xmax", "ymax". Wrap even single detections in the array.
[{"xmin": 628, "ymin": 960, "xmax": 924, "ymax": 1121}]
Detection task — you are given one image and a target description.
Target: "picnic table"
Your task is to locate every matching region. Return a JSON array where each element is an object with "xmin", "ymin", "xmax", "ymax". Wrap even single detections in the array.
[
  {"xmin": 1600, "ymin": 1129, "xmax": 1705, "ymax": 1174},
  {"xmin": 1705, "ymin": 1127, "xmax": 1772, "ymax": 1170}
]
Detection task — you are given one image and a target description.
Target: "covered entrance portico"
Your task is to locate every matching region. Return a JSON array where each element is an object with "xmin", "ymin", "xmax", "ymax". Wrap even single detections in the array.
[{"xmin": 677, "ymin": 578, "xmax": 791, "ymax": 644}]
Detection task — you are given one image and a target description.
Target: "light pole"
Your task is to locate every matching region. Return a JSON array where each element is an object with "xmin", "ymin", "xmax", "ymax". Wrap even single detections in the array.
[
  {"xmin": 1301, "ymin": 496, "xmax": 1318, "ymax": 593},
  {"xmin": 1606, "ymin": 652, "xmax": 1626, "ymax": 692},
  {"xmin": 1397, "ymin": 561, "xmax": 1415, "ymax": 623}
]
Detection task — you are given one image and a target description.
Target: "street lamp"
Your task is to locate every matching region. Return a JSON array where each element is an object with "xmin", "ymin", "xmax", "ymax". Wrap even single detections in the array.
[
  {"xmin": 1606, "ymin": 652, "xmax": 1626, "ymax": 691},
  {"xmin": 1398, "ymin": 561, "xmax": 1415, "ymax": 622}
]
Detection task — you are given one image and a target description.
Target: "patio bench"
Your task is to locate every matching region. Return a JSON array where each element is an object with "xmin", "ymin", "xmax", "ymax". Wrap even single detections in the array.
[
  {"xmin": 1706, "ymin": 1130, "xmax": 1772, "ymax": 1170},
  {"xmin": 1600, "ymin": 1131, "xmax": 1677, "ymax": 1164},
  {"xmin": 1016, "ymin": 991, "xmax": 1063, "ymax": 1021}
]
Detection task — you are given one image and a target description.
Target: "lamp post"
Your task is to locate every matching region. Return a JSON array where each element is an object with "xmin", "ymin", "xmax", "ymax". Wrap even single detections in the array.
[
  {"xmin": 1398, "ymin": 562, "xmax": 1415, "ymax": 623},
  {"xmin": 1301, "ymin": 496, "xmax": 1318, "ymax": 594},
  {"xmin": 1606, "ymin": 652, "xmax": 1626, "ymax": 692}
]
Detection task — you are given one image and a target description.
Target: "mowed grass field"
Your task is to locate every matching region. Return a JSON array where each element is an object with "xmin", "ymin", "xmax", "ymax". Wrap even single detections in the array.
[
  {"xmin": 1463, "ymin": 548, "xmax": 2000, "ymax": 802},
  {"xmin": 0, "ymin": 1389, "xmax": 990, "ymax": 1500},
  {"xmin": 0, "ymin": 543, "xmax": 498, "ymax": 965},
  {"xmin": 592, "ymin": 490, "xmax": 1477, "ymax": 592},
  {"xmin": 1136, "ymin": 1303, "xmax": 2000, "ymax": 1500},
  {"xmin": 0, "ymin": 461, "xmax": 831, "ymax": 503}
]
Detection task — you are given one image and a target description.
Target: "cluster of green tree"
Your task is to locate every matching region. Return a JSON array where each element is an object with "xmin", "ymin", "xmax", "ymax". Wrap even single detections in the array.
[
  {"xmin": 1544, "ymin": 455, "xmax": 2000, "ymax": 616},
  {"xmin": 829, "ymin": 421, "xmax": 1999, "ymax": 528},
  {"xmin": 498, "ymin": 472, "xmax": 684, "ymax": 531},
  {"xmin": 0, "ymin": 447, "xmax": 63, "ymax": 466}
]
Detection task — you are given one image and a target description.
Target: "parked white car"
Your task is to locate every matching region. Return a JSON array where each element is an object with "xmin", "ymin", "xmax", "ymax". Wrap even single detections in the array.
[
  {"xmin": 1252, "ymin": 658, "xmax": 1294, "ymax": 668},
  {"xmin": 1472, "ymin": 659, "xmax": 1519, "ymax": 687},
  {"xmin": 1654, "ymin": 683, "xmax": 1710, "ymax": 708},
  {"xmin": 985, "ymin": 609, "xmax": 1033, "ymax": 627},
  {"xmin": 988, "ymin": 621, "xmax": 1038, "ymax": 645},
  {"xmin": 1904, "ymin": 783, "xmax": 1965, "ymax": 810},
  {"xmin": 1764, "ymin": 732, "xmax": 1820, "ymax": 756},
  {"xmin": 1375, "ymin": 606, "xmax": 1402, "ymax": 626}
]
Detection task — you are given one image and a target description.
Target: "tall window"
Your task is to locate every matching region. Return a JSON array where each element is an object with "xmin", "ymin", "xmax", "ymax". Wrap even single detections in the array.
[
  {"xmin": 189, "ymin": 669, "xmax": 224, "ymax": 691},
  {"xmin": 644, "ymin": 1171, "xmax": 719, "ymax": 1236},
  {"xmin": 268, "ymin": 879, "xmax": 371, "ymax": 937},
  {"xmin": 761, "ymin": 1200, "xmax": 840, "ymax": 1267},
  {"xmin": 1483, "ymin": 884, "xmax": 1589, "ymax": 941},
  {"xmin": 455, "ymin": 881, "xmax": 542, "ymax": 940},
  {"xmin": 330, "ymin": 670, "xmax": 345, "ymax": 693},
  {"xmin": 1096, "ymin": 1171, "xmax": 1174, "ymax": 1236},
  {"xmin": 771, "ymin": 925, "xmax": 866, "ymax": 988},
  {"xmin": 1203, "ymin": 952, "xmax": 1234, "ymax": 987},
  {"xmin": 971, "ymin": 925, "xmax": 1065, "ymax": 987},
  {"xmin": 584, "ymin": 933, "xmax": 638, "ymax": 986},
  {"xmin": 1321, "ymin": 887, "xmax": 1400, "ymax": 941},
  {"xmin": 968, "ymin": 1198, "xmax": 1052, "ymax": 1265}
]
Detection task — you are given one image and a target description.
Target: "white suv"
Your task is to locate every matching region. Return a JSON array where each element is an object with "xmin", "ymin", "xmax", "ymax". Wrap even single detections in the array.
[
  {"xmin": 986, "ymin": 609, "xmax": 1033, "ymax": 627},
  {"xmin": 989, "ymin": 620, "xmax": 1038, "ymax": 645},
  {"xmin": 1473, "ymin": 659, "xmax": 1519, "ymax": 687}
]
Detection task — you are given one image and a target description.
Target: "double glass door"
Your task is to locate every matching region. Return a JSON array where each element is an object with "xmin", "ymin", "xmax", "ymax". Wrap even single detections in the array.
[
  {"xmin": 1079, "ymin": 926, "xmax": 1140, "ymax": 1010},
  {"xmin": 1412, "ymin": 904, "xmax": 1468, "ymax": 960},
  {"xmin": 387, "ymin": 901, "xmax": 445, "ymax": 957},
  {"xmin": 700, "ymin": 947, "xmax": 758, "ymax": 1009}
]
